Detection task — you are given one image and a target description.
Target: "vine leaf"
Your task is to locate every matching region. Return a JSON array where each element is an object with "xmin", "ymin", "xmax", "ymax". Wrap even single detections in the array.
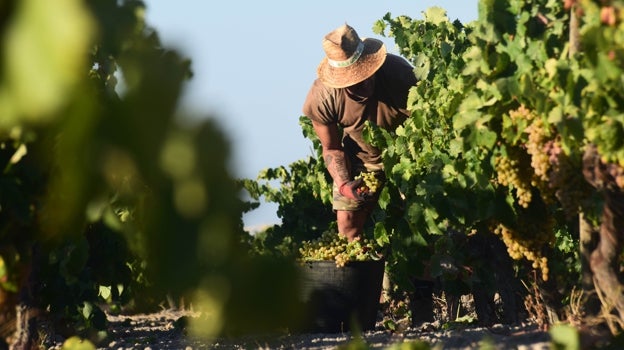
[
  {"xmin": 454, "ymin": 110, "xmax": 481, "ymax": 130},
  {"xmin": 413, "ymin": 53, "xmax": 431, "ymax": 81},
  {"xmin": 424, "ymin": 7, "xmax": 449, "ymax": 25}
]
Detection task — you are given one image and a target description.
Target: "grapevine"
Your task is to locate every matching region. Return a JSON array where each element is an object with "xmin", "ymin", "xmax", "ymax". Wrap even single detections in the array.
[{"xmin": 298, "ymin": 231, "xmax": 383, "ymax": 267}]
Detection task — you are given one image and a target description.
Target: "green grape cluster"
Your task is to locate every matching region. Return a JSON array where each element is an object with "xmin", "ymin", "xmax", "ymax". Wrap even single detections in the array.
[
  {"xmin": 524, "ymin": 119, "xmax": 560, "ymax": 204},
  {"xmin": 494, "ymin": 219, "xmax": 553, "ymax": 281},
  {"xmin": 298, "ymin": 231, "xmax": 382, "ymax": 267},
  {"xmin": 525, "ymin": 118, "xmax": 551, "ymax": 182},
  {"xmin": 494, "ymin": 154, "xmax": 533, "ymax": 208},
  {"xmin": 506, "ymin": 106, "xmax": 556, "ymax": 204},
  {"xmin": 508, "ymin": 104, "xmax": 532, "ymax": 123},
  {"xmin": 508, "ymin": 106, "xmax": 590, "ymax": 214},
  {"xmin": 354, "ymin": 171, "xmax": 381, "ymax": 196}
]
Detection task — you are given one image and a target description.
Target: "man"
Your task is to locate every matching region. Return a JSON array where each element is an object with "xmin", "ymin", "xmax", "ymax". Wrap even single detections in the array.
[{"xmin": 302, "ymin": 23, "xmax": 417, "ymax": 241}]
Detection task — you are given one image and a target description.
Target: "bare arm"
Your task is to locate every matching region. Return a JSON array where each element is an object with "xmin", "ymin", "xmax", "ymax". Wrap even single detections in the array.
[{"xmin": 311, "ymin": 120, "xmax": 351, "ymax": 186}]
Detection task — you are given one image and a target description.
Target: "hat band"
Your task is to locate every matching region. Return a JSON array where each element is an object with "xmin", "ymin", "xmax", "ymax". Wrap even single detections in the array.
[{"xmin": 327, "ymin": 41, "xmax": 364, "ymax": 68}]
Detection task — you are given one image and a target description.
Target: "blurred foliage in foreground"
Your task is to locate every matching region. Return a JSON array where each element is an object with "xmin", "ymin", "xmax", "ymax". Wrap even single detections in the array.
[{"xmin": 0, "ymin": 0, "xmax": 301, "ymax": 346}]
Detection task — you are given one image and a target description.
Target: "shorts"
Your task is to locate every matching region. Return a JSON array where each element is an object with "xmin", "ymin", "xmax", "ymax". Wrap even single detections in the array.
[{"xmin": 332, "ymin": 170, "xmax": 386, "ymax": 211}]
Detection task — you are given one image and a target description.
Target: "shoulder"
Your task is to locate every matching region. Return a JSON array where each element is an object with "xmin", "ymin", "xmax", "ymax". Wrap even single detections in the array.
[
  {"xmin": 304, "ymin": 79, "xmax": 341, "ymax": 108},
  {"xmin": 380, "ymin": 54, "xmax": 415, "ymax": 75},
  {"xmin": 376, "ymin": 54, "xmax": 417, "ymax": 86},
  {"xmin": 309, "ymin": 79, "xmax": 338, "ymax": 96},
  {"xmin": 302, "ymin": 79, "xmax": 343, "ymax": 122}
]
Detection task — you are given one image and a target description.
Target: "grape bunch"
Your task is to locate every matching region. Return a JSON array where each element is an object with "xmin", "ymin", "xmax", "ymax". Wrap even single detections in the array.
[
  {"xmin": 354, "ymin": 171, "xmax": 381, "ymax": 196},
  {"xmin": 505, "ymin": 106, "xmax": 556, "ymax": 205},
  {"xmin": 494, "ymin": 151, "xmax": 534, "ymax": 208},
  {"xmin": 525, "ymin": 117, "xmax": 551, "ymax": 182},
  {"xmin": 506, "ymin": 105, "xmax": 592, "ymax": 215},
  {"xmin": 494, "ymin": 219, "xmax": 553, "ymax": 281},
  {"xmin": 298, "ymin": 231, "xmax": 382, "ymax": 267}
]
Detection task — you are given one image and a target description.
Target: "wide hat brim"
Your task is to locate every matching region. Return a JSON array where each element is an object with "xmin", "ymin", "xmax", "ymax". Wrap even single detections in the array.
[{"xmin": 317, "ymin": 38, "xmax": 387, "ymax": 89}]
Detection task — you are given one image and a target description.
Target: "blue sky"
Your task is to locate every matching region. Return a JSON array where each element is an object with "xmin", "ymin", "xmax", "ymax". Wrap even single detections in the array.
[{"xmin": 143, "ymin": 1, "xmax": 479, "ymax": 229}]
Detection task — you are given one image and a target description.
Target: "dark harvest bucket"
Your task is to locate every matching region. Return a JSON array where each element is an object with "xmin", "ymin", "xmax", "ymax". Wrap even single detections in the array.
[{"xmin": 297, "ymin": 259, "xmax": 385, "ymax": 333}]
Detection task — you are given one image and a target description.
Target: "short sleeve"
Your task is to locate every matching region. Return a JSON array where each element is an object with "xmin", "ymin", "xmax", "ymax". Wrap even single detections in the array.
[{"xmin": 302, "ymin": 79, "xmax": 340, "ymax": 125}]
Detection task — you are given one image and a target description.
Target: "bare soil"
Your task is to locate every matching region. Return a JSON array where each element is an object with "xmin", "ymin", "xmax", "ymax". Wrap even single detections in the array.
[{"xmin": 45, "ymin": 309, "xmax": 551, "ymax": 349}]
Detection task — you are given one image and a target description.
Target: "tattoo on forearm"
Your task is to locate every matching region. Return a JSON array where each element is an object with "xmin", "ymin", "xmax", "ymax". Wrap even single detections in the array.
[
  {"xmin": 333, "ymin": 156, "xmax": 350, "ymax": 181},
  {"xmin": 324, "ymin": 151, "xmax": 350, "ymax": 184}
]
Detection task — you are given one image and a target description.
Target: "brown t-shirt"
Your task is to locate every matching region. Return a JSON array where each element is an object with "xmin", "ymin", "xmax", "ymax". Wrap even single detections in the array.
[{"xmin": 302, "ymin": 54, "xmax": 416, "ymax": 169}]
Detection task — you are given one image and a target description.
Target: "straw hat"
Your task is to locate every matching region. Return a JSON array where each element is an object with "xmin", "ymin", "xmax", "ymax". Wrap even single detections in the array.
[{"xmin": 317, "ymin": 24, "xmax": 387, "ymax": 89}]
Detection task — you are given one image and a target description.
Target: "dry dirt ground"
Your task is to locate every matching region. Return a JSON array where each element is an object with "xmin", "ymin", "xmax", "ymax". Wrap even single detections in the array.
[{"xmin": 45, "ymin": 309, "xmax": 552, "ymax": 350}]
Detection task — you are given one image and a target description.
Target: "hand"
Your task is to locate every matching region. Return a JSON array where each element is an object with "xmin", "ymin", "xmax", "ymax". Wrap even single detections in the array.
[{"xmin": 339, "ymin": 179, "xmax": 367, "ymax": 201}]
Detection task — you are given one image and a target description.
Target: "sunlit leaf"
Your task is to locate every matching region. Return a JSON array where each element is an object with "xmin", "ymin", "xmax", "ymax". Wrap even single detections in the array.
[
  {"xmin": 61, "ymin": 336, "xmax": 96, "ymax": 350},
  {"xmin": 545, "ymin": 58, "xmax": 558, "ymax": 78},
  {"xmin": 453, "ymin": 110, "xmax": 481, "ymax": 130},
  {"xmin": 476, "ymin": 129, "xmax": 497, "ymax": 149},
  {"xmin": 550, "ymin": 324, "xmax": 580, "ymax": 350},
  {"xmin": 424, "ymin": 7, "xmax": 448, "ymax": 25},
  {"xmin": 99, "ymin": 285, "xmax": 112, "ymax": 300},
  {"xmin": 1, "ymin": 0, "xmax": 95, "ymax": 127},
  {"xmin": 413, "ymin": 53, "xmax": 431, "ymax": 81},
  {"xmin": 374, "ymin": 222, "xmax": 390, "ymax": 246}
]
